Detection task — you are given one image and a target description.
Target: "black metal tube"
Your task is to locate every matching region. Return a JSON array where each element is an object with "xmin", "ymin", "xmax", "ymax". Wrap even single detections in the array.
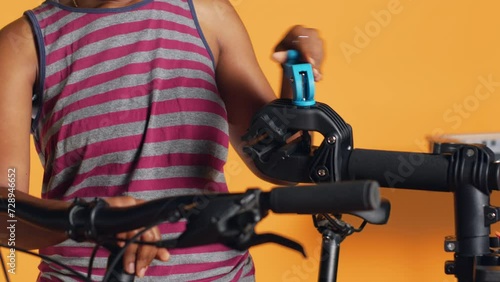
[
  {"xmin": 14, "ymin": 199, "xmax": 70, "ymax": 230},
  {"xmin": 454, "ymin": 184, "xmax": 490, "ymax": 282},
  {"xmin": 318, "ymin": 230, "xmax": 342, "ymax": 282},
  {"xmin": 93, "ymin": 194, "xmax": 209, "ymax": 235}
]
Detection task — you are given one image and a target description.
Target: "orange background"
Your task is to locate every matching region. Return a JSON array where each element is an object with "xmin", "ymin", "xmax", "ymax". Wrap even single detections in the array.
[{"xmin": 2, "ymin": 0, "xmax": 500, "ymax": 281}]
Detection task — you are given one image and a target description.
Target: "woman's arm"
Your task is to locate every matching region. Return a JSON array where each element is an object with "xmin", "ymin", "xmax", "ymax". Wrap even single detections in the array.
[
  {"xmin": 193, "ymin": 0, "xmax": 324, "ymax": 182},
  {"xmin": 0, "ymin": 15, "xmax": 69, "ymax": 251},
  {"xmin": 0, "ymin": 17, "xmax": 37, "ymax": 195},
  {"xmin": 0, "ymin": 187, "xmax": 70, "ymax": 250}
]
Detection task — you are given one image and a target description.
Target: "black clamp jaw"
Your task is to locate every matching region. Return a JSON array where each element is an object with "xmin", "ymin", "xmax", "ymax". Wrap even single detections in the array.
[
  {"xmin": 242, "ymin": 49, "xmax": 354, "ymax": 184},
  {"xmin": 242, "ymin": 99, "xmax": 353, "ymax": 183}
]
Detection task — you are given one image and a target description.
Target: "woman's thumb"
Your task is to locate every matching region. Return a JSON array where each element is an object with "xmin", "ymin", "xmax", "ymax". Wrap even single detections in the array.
[{"xmin": 271, "ymin": 51, "xmax": 289, "ymax": 64}]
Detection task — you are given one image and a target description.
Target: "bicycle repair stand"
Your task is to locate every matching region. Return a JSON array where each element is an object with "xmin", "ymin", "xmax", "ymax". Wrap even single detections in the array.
[
  {"xmin": 434, "ymin": 142, "xmax": 500, "ymax": 282},
  {"xmin": 281, "ymin": 50, "xmax": 348, "ymax": 281},
  {"xmin": 242, "ymin": 50, "xmax": 500, "ymax": 282},
  {"xmin": 244, "ymin": 50, "xmax": 390, "ymax": 282}
]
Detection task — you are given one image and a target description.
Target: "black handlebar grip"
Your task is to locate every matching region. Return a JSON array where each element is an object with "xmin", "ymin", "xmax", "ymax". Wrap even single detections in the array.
[
  {"xmin": 348, "ymin": 149, "xmax": 450, "ymax": 192},
  {"xmin": 269, "ymin": 181, "xmax": 380, "ymax": 214}
]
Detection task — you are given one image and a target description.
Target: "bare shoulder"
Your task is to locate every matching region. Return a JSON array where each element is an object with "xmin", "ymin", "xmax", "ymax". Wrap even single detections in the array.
[
  {"xmin": 0, "ymin": 16, "xmax": 36, "ymax": 50},
  {"xmin": 191, "ymin": 0, "xmax": 239, "ymax": 19},
  {"xmin": 190, "ymin": 0, "xmax": 248, "ymax": 65},
  {"xmin": 191, "ymin": 0, "xmax": 247, "ymax": 37},
  {"xmin": 0, "ymin": 16, "xmax": 38, "ymax": 73},
  {"xmin": 0, "ymin": 16, "xmax": 37, "ymax": 111}
]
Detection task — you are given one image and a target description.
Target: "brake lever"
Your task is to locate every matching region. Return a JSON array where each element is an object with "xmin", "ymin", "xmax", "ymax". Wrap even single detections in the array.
[
  {"xmin": 156, "ymin": 190, "xmax": 306, "ymax": 257},
  {"xmin": 238, "ymin": 233, "xmax": 306, "ymax": 257}
]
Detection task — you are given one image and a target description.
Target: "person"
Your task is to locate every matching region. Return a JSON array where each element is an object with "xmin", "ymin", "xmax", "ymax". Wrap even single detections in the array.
[{"xmin": 0, "ymin": 0, "xmax": 324, "ymax": 280}]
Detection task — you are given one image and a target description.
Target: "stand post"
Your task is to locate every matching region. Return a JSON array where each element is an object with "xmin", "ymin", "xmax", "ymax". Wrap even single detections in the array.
[
  {"xmin": 454, "ymin": 184, "xmax": 490, "ymax": 282},
  {"xmin": 318, "ymin": 229, "xmax": 342, "ymax": 282}
]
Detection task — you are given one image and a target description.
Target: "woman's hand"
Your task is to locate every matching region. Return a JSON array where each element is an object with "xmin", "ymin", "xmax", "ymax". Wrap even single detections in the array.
[
  {"xmin": 273, "ymin": 25, "xmax": 325, "ymax": 81},
  {"xmin": 104, "ymin": 196, "xmax": 170, "ymax": 278}
]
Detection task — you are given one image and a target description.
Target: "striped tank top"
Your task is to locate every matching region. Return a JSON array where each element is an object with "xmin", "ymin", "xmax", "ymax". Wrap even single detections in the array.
[{"xmin": 25, "ymin": 0, "xmax": 255, "ymax": 281}]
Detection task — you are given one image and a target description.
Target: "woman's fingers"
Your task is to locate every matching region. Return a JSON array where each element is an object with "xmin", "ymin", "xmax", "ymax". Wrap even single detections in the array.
[
  {"xmin": 104, "ymin": 196, "xmax": 169, "ymax": 277},
  {"xmin": 134, "ymin": 229, "xmax": 157, "ymax": 277},
  {"xmin": 122, "ymin": 229, "xmax": 140, "ymax": 275},
  {"xmin": 274, "ymin": 25, "xmax": 325, "ymax": 81}
]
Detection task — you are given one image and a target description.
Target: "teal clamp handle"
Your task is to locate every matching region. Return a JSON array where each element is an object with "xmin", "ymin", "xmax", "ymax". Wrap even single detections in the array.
[{"xmin": 284, "ymin": 50, "xmax": 316, "ymax": 107}]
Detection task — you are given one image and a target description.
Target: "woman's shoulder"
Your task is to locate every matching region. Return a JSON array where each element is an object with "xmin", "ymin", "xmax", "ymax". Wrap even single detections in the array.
[{"xmin": 0, "ymin": 17, "xmax": 37, "ymax": 67}]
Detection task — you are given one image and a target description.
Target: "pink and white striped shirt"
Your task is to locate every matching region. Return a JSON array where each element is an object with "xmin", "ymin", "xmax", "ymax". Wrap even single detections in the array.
[{"xmin": 25, "ymin": 0, "xmax": 254, "ymax": 280}]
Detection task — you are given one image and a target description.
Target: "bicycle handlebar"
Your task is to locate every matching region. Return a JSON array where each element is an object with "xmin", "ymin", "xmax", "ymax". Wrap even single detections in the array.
[
  {"xmin": 2, "ymin": 180, "xmax": 380, "ymax": 243},
  {"xmin": 1, "ymin": 180, "xmax": 382, "ymax": 282}
]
